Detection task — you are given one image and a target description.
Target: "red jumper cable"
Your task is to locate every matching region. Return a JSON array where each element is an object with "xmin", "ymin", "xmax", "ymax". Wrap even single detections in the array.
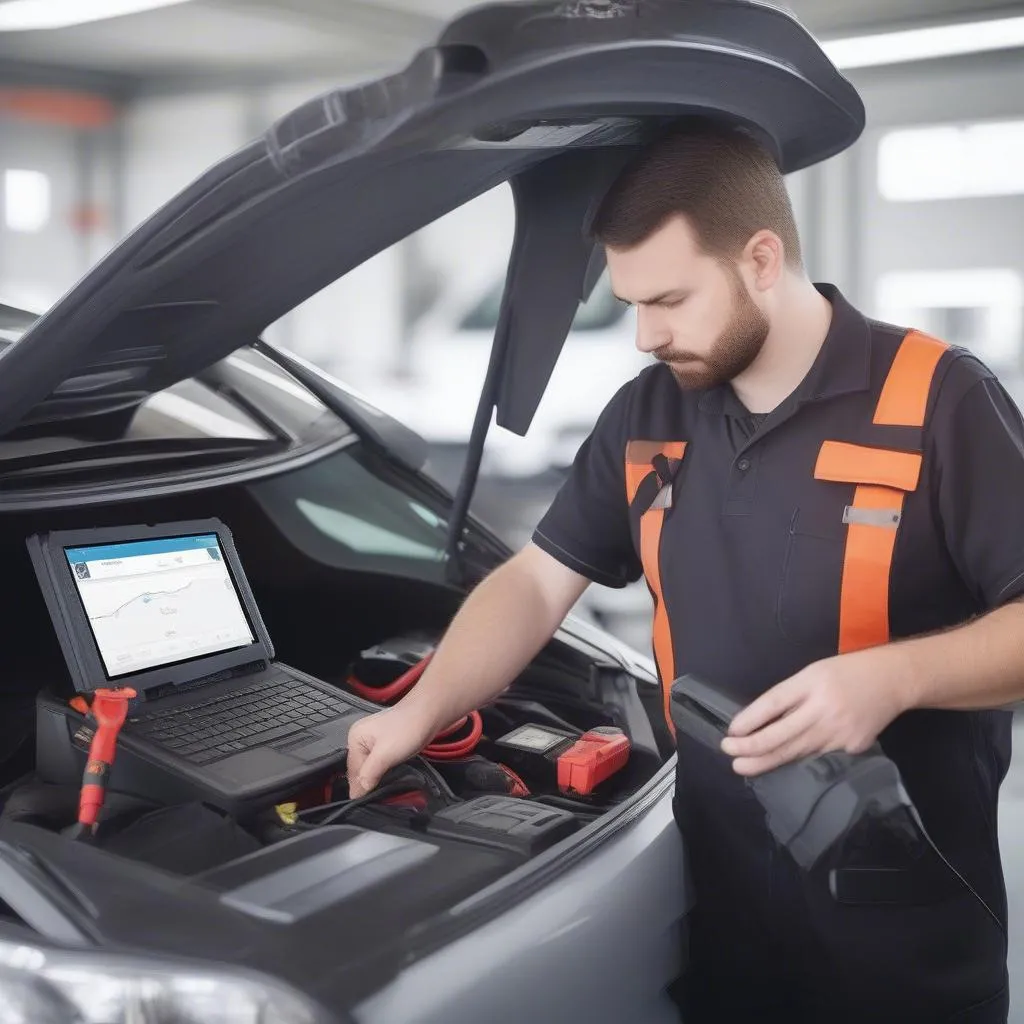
[{"xmin": 347, "ymin": 653, "xmax": 483, "ymax": 761}]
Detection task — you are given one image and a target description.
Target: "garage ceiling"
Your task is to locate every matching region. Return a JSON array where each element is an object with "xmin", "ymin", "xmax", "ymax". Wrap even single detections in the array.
[{"xmin": 0, "ymin": 0, "xmax": 1020, "ymax": 96}]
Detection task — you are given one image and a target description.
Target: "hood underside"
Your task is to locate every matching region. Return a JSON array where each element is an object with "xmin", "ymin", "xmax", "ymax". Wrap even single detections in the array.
[{"xmin": 0, "ymin": 0, "xmax": 864, "ymax": 441}]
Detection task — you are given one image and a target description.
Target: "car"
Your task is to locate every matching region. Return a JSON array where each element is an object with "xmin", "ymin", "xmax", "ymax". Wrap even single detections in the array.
[
  {"xmin": 0, "ymin": 2, "xmax": 864, "ymax": 1022},
  {"xmin": 365, "ymin": 271, "xmax": 651, "ymax": 480}
]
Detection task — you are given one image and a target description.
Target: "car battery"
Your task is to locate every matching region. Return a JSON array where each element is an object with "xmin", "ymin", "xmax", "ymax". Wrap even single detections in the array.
[{"xmin": 424, "ymin": 795, "xmax": 578, "ymax": 857}]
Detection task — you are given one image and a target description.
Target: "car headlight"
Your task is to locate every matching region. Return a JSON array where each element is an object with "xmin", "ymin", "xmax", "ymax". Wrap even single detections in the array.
[{"xmin": 0, "ymin": 937, "xmax": 334, "ymax": 1024}]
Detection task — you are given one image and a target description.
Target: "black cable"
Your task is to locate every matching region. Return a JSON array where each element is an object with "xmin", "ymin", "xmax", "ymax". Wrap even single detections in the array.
[
  {"xmin": 409, "ymin": 756, "xmax": 458, "ymax": 805},
  {"xmin": 318, "ymin": 782, "xmax": 418, "ymax": 827},
  {"xmin": 909, "ymin": 806, "xmax": 1006, "ymax": 936}
]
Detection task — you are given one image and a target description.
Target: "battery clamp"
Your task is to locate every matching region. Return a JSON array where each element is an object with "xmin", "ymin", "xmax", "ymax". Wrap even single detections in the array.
[{"xmin": 492, "ymin": 723, "xmax": 631, "ymax": 796}]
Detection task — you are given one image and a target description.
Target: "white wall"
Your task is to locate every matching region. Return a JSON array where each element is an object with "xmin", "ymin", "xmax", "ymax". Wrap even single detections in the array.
[
  {"xmin": 802, "ymin": 51, "xmax": 1024, "ymax": 315},
  {"xmin": 0, "ymin": 119, "xmax": 112, "ymax": 309},
  {"xmin": 121, "ymin": 91, "xmax": 249, "ymax": 232}
]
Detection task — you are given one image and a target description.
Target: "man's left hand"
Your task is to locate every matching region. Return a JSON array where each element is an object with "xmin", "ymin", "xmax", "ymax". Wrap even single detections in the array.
[{"xmin": 720, "ymin": 649, "xmax": 915, "ymax": 777}]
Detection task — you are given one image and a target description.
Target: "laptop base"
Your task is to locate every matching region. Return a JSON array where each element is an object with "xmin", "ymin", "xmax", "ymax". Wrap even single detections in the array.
[{"xmin": 36, "ymin": 664, "xmax": 367, "ymax": 817}]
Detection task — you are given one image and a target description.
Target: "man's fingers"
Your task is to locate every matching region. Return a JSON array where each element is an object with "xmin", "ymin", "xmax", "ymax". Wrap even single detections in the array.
[
  {"xmin": 348, "ymin": 763, "xmax": 383, "ymax": 799},
  {"xmin": 731, "ymin": 730, "xmax": 819, "ymax": 777},
  {"xmin": 720, "ymin": 703, "xmax": 815, "ymax": 760},
  {"xmin": 345, "ymin": 730, "xmax": 376, "ymax": 798},
  {"xmin": 728, "ymin": 677, "xmax": 805, "ymax": 737}
]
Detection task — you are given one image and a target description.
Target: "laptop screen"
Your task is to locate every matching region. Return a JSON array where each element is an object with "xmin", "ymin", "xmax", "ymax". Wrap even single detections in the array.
[{"xmin": 63, "ymin": 533, "xmax": 256, "ymax": 679}]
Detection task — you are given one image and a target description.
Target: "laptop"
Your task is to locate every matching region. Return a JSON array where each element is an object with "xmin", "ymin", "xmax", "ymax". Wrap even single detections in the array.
[{"xmin": 28, "ymin": 518, "xmax": 367, "ymax": 814}]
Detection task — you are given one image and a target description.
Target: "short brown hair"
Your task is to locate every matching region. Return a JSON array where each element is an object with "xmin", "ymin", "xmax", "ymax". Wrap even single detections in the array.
[{"xmin": 591, "ymin": 122, "xmax": 803, "ymax": 268}]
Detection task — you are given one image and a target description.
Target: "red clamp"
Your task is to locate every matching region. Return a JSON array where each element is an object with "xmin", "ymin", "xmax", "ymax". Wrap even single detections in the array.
[
  {"xmin": 556, "ymin": 727, "xmax": 631, "ymax": 796},
  {"xmin": 77, "ymin": 687, "xmax": 136, "ymax": 830}
]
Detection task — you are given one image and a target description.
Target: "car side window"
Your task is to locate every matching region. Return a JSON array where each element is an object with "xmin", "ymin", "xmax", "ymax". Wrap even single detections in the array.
[
  {"xmin": 248, "ymin": 447, "xmax": 450, "ymax": 581},
  {"xmin": 127, "ymin": 378, "xmax": 273, "ymax": 442}
]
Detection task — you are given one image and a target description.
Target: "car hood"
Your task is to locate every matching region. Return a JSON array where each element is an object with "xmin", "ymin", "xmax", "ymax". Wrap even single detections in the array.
[{"xmin": 0, "ymin": 0, "xmax": 863, "ymax": 441}]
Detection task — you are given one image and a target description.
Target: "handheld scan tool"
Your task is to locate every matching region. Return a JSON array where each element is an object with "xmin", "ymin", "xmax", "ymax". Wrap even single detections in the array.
[{"xmin": 670, "ymin": 674, "xmax": 917, "ymax": 871}]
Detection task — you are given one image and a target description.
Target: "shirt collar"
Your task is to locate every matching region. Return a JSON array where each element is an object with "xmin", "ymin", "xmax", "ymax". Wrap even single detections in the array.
[{"xmin": 697, "ymin": 282, "xmax": 872, "ymax": 418}]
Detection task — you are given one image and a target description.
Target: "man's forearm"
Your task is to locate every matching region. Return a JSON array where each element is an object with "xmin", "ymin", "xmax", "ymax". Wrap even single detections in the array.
[
  {"xmin": 397, "ymin": 553, "xmax": 580, "ymax": 735},
  {"xmin": 892, "ymin": 598, "xmax": 1024, "ymax": 712}
]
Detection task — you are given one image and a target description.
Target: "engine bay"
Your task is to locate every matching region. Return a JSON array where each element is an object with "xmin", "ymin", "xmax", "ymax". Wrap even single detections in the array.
[{"xmin": 4, "ymin": 625, "xmax": 661, "ymax": 871}]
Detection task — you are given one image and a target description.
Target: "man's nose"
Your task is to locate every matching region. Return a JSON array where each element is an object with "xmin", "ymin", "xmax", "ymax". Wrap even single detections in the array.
[{"xmin": 635, "ymin": 308, "xmax": 671, "ymax": 355}]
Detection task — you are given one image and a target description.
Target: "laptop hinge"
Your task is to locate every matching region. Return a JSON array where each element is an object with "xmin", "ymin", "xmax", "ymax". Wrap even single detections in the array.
[{"xmin": 141, "ymin": 659, "xmax": 269, "ymax": 702}]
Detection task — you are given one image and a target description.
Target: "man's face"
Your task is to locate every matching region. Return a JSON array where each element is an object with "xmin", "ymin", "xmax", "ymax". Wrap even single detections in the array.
[{"xmin": 605, "ymin": 215, "xmax": 770, "ymax": 390}]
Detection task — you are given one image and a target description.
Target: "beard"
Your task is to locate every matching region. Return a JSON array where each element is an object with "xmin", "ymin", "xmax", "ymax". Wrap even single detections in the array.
[{"xmin": 656, "ymin": 276, "xmax": 770, "ymax": 391}]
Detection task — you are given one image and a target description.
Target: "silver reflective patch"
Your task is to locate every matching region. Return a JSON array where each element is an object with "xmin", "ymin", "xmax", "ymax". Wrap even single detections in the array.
[
  {"xmin": 843, "ymin": 506, "xmax": 902, "ymax": 528},
  {"xmin": 650, "ymin": 484, "xmax": 673, "ymax": 511}
]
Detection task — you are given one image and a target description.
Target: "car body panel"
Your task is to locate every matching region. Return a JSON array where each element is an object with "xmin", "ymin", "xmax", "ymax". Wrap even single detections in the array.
[{"xmin": 353, "ymin": 774, "xmax": 687, "ymax": 1024}]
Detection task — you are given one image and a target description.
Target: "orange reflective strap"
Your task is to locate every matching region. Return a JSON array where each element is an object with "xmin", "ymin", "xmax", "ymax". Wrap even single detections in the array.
[
  {"xmin": 815, "ymin": 440, "xmax": 922, "ymax": 492},
  {"xmin": 873, "ymin": 331, "xmax": 949, "ymax": 427},
  {"xmin": 826, "ymin": 330, "xmax": 948, "ymax": 653},
  {"xmin": 625, "ymin": 440, "xmax": 686, "ymax": 737},
  {"xmin": 837, "ymin": 484, "xmax": 907, "ymax": 652}
]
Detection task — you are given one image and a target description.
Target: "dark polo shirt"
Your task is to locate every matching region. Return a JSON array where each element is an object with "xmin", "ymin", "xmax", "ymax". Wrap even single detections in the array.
[{"xmin": 533, "ymin": 282, "xmax": 1021, "ymax": 921}]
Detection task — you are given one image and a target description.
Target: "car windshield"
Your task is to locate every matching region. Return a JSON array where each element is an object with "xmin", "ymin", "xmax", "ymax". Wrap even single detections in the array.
[{"xmin": 459, "ymin": 273, "xmax": 626, "ymax": 333}]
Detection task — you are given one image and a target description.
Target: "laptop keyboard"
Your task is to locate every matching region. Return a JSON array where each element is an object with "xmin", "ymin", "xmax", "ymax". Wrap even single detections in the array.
[{"xmin": 129, "ymin": 675, "xmax": 351, "ymax": 765}]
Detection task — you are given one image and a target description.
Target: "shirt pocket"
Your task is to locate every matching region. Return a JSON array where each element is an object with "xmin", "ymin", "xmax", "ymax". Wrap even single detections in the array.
[{"xmin": 777, "ymin": 442, "xmax": 923, "ymax": 652}]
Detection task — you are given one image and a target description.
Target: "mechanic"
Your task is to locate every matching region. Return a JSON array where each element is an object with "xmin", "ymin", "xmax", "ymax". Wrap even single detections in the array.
[{"xmin": 346, "ymin": 122, "xmax": 1021, "ymax": 1022}]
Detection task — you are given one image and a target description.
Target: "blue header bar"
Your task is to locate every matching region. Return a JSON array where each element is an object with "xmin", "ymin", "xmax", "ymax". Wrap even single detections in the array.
[{"xmin": 65, "ymin": 534, "xmax": 220, "ymax": 565}]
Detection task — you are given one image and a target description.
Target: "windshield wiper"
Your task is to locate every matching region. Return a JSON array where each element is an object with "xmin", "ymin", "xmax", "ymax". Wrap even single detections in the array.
[{"xmin": 0, "ymin": 437, "xmax": 281, "ymax": 482}]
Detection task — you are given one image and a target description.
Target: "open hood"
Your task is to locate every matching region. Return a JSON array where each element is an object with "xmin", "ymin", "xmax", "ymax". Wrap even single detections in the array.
[{"xmin": 0, "ymin": 0, "xmax": 864, "ymax": 442}]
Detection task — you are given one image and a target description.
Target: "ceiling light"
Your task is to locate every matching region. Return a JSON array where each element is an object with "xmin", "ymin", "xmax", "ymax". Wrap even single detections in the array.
[
  {"xmin": 4, "ymin": 169, "xmax": 50, "ymax": 233},
  {"xmin": 823, "ymin": 15, "xmax": 1024, "ymax": 69},
  {"xmin": 0, "ymin": 0, "xmax": 194, "ymax": 31}
]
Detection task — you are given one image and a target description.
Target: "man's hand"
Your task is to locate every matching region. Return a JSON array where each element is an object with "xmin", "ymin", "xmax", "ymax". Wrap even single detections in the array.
[
  {"xmin": 346, "ymin": 707, "xmax": 435, "ymax": 798},
  {"xmin": 720, "ymin": 649, "xmax": 915, "ymax": 777}
]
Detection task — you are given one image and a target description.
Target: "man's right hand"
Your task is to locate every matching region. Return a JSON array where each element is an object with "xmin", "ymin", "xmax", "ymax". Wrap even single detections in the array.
[
  {"xmin": 345, "ymin": 707, "xmax": 434, "ymax": 798},
  {"xmin": 343, "ymin": 544, "xmax": 591, "ymax": 799}
]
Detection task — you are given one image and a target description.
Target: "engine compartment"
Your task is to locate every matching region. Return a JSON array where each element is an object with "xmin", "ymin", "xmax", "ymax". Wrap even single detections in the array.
[{"xmin": 0, "ymin": 460, "xmax": 669, "ymax": 982}]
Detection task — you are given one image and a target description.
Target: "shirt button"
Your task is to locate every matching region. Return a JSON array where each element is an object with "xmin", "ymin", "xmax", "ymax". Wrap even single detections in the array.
[{"xmin": 737, "ymin": 457, "xmax": 752, "ymax": 472}]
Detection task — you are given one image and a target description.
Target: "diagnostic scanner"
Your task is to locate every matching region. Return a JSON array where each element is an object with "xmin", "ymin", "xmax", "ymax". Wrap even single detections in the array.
[{"xmin": 670, "ymin": 674, "xmax": 918, "ymax": 871}]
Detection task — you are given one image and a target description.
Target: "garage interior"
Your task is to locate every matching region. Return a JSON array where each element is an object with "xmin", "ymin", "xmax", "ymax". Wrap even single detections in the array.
[{"xmin": 2, "ymin": 0, "xmax": 1024, "ymax": 1015}]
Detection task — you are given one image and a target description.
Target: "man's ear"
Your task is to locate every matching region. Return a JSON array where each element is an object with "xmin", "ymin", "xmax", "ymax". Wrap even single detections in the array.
[{"xmin": 744, "ymin": 230, "xmax": 785, "ymax": 292}]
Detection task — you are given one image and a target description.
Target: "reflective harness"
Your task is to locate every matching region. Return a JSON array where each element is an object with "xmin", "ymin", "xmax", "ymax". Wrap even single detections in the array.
[{"xmin": 625, "ymin": 330, "xmax": 949, "ymax": 736}]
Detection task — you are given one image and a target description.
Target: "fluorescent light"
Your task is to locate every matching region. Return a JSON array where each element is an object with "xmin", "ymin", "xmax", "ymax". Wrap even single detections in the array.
[
  {"xmin": 4, "ymin": 169, "xmax": 50, "ymax": 233},
  {"xmin": 823, "ymin": 15, "xmax": 1024, "ymax": 69},
  {"xmin": 0, "ymin": 0, "xmax": 194, "ymax": 31},
  {"xmin": 878, "ymin": 120, "xmax": 1024, "ymax": 201}
]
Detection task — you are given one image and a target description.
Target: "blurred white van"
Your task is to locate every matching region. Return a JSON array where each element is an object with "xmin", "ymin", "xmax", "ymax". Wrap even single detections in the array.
[{"xmin": 369, "ymin": 272, "xmax": 650, "ymax": 478}]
